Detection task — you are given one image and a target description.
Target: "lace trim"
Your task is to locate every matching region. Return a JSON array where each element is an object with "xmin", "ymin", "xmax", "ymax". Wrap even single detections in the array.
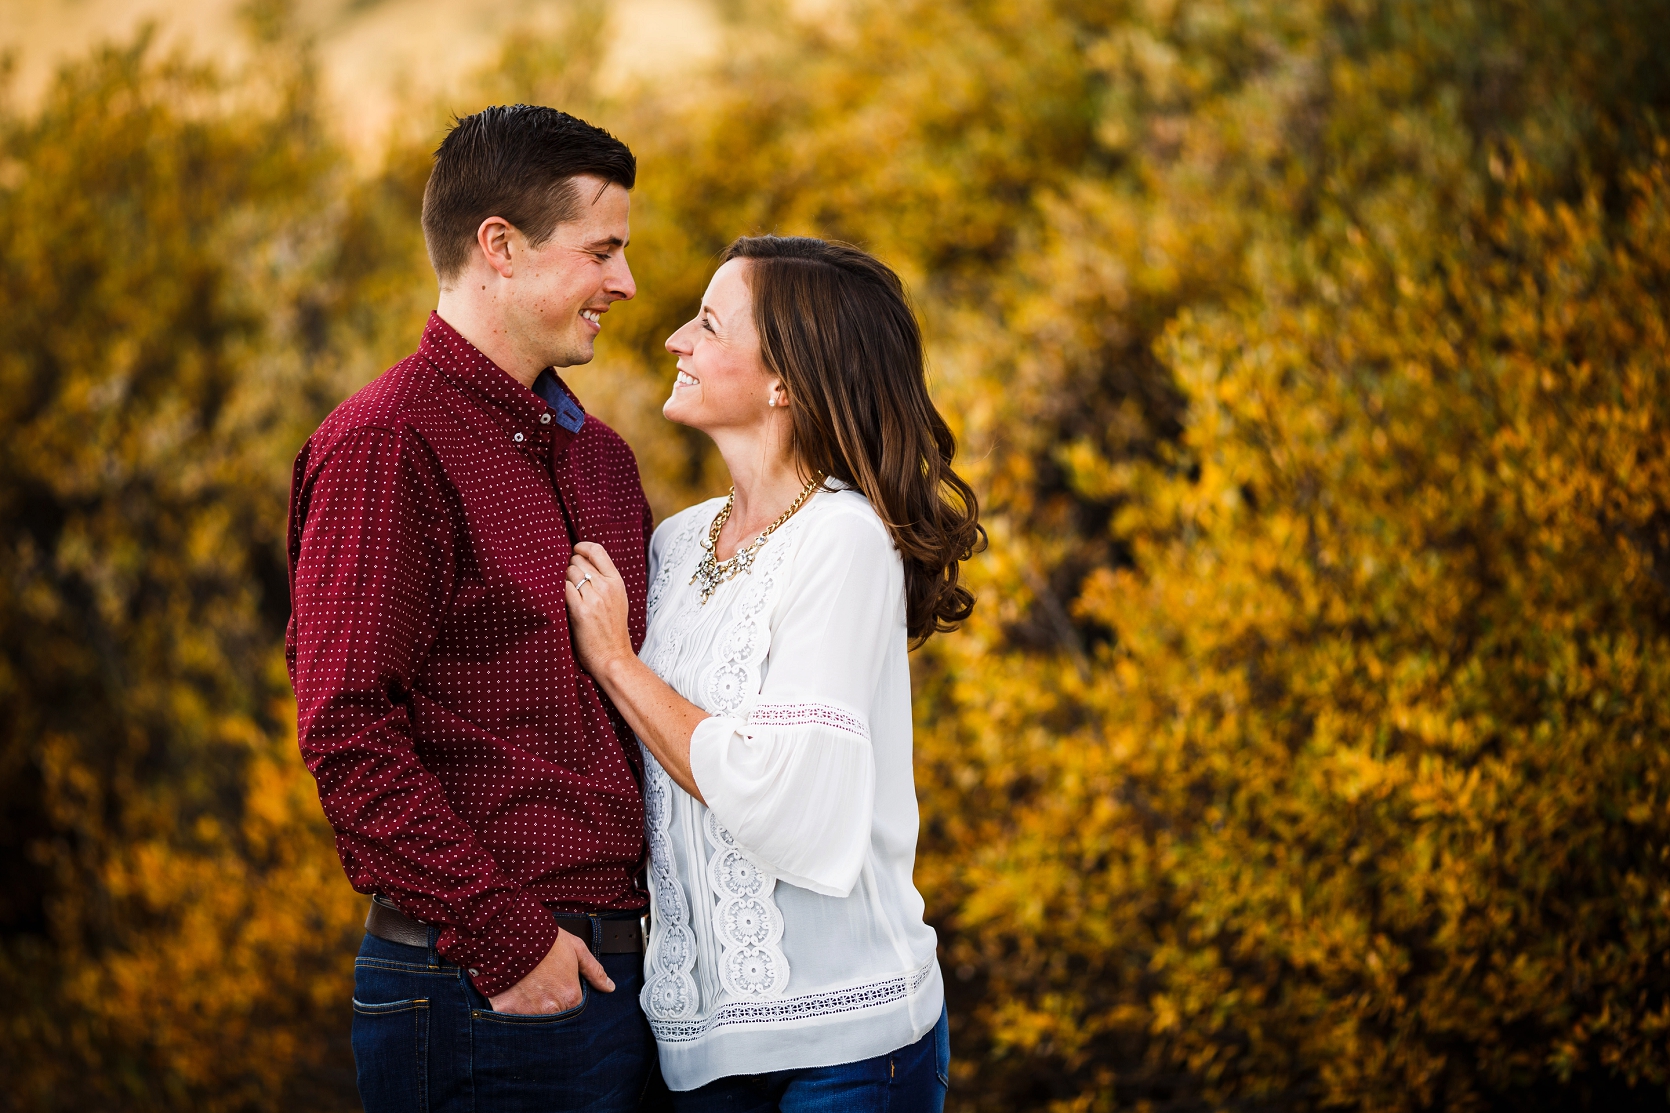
[
  {"xmin": 643, "ymin": 508, "xmax": 710, "ymax": 683},
  {"xmin": 691, "ymin": 516, "xmax": 808, "ymax": 1002},
  {"xmin": 646, "ymin": 507, "xmax": 710, "ymax": 634},
  {"xmin": 649, "ymin": 959, "xmax": 938, "ymax": 1044},
  {"xmin": 640, "ymin": 752, "xmax": 699, "ymax": 1021},
  {"xmin": 698, "ymin": 513, "xmax": 799, "ymax": 716},
  {"xmin": 640, "ymin": 510, "xmax": 713, "ymax": 1022},
  {"xmin": 639, "ymin": 499, "xmax": 818, "ymax": 1015},
  {"xmin": 746, "ymin": 700, "xmax": 871, "ymax": 741},
  {"xmin": 703, "ymin": 810, "xmax": 791, "ymax": 999}
]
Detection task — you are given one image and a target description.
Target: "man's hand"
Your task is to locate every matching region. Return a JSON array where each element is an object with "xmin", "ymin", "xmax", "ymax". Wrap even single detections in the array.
[{"xmin": 487, "ymin": 928, "xmax": 615, "ymax": 1015}]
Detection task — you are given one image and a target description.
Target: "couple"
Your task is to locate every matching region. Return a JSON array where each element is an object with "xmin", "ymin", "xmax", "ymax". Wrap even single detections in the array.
[{"xmin": 285, "ymin": 105, "xmax": 981, "ymax": 1111}]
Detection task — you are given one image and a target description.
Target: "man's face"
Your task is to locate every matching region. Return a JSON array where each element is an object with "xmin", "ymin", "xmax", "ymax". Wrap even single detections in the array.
[{"xmin": 504, "ymin": 175, "xmax": 635, "ymax": 369}]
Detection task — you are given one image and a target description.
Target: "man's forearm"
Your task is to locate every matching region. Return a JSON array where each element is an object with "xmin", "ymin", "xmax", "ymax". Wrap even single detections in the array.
[{"xmin": 305, "ymin": 723, "xmax": 561, "ymax": 995}]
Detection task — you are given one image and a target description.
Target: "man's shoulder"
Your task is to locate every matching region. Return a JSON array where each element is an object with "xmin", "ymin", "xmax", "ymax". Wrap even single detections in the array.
[
  {"xmin": 568, "ymin": 411, "xmax": 649, "ymax": 501},
  {"xmin": 571, "ymin": 411, "xmax": 637, "ymax": 464},
  {"xmin": 305, "ymin": 352, "xmax": 442, "ymax": 465}
]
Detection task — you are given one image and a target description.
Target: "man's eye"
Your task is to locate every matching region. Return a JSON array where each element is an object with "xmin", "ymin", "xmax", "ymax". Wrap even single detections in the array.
[
  {"xmin": 594, "ymin": 251, "xmax": 612, "ymax": 262},
  {"xmin": 701, "ymin": 317, "xmax": 715, "ymax": 332}
]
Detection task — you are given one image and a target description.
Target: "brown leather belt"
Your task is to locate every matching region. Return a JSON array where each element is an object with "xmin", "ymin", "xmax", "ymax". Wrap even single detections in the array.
[{"xmin": 365, "ymin": 895, "xmax": 646, "ymax": 957}]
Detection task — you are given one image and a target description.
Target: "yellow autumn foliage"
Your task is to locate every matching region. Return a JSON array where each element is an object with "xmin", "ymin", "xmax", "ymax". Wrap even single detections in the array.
[
  {"xmin": 3, "ymin": 0, "xmax": 1669, "ymax": 1109},
  {"xmin": 923, "ymin": 151, "xmax": 1670, "ymax": 1110}
]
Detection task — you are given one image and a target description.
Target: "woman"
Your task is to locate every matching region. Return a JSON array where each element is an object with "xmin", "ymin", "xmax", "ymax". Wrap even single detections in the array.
[{"xmin": 563, "ymin": 235, "xmax": 982, "ymax": 1109}]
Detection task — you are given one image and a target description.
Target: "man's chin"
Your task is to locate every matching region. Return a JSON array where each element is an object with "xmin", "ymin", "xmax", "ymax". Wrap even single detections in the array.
[{"xmin": 549, "ymin": 341, "xmax": 596, "ymax": 370}]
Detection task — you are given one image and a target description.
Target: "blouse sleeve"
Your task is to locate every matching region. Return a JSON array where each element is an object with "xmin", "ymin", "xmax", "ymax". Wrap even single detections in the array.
[{"xmin": 687, "ymin": 505, "xmax": 903, "ymax": 898}]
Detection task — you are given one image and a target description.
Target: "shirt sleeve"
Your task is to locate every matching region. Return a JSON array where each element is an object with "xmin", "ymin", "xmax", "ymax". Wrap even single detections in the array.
[
  {"xmin": 289, "ymin": 427, "xmax": 558, "ymax": 996},
  {"xmin": 687, "ymin": 507, "xmax": 902, "ymax": 898}
]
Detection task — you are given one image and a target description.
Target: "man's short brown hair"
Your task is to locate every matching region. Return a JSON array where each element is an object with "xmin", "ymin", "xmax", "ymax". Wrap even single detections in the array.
[{"xmin": 421, "ymin": 105, "xmax": 637, "ymax": 284}]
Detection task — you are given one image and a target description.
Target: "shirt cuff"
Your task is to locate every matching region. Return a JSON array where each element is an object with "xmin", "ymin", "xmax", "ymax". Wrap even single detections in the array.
[{"xmin": 434, "ymin": 888, "xmax": 560, "ymax": 998}]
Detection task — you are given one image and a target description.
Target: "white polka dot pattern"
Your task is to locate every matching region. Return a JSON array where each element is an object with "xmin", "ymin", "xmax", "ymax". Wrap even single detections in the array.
[{"xmin": 284, "ymin": 313, "xmax": 653, "ymax": 997}]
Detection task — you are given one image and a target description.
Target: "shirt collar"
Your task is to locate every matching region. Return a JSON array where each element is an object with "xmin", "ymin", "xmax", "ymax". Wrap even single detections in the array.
[
  {"xmin": 532, "ymin": 370, "xmax": 588, "ymax": 435},
  {"xmin": 419, "ymin": 312, "xmax": 589, "ymax": 456}
]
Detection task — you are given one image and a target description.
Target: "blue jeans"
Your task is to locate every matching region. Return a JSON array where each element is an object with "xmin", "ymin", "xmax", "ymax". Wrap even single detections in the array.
[
  {"xmin": 669, "ymin": 1005, "xmax": 950, "ymax": 1112},
  {"xmin": 351, "ymin": 922, "xmax": 656, "ymax": 1113}
]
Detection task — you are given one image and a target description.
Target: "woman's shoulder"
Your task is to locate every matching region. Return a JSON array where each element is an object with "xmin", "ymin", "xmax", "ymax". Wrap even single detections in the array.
[
  {"xmin": 771, "ymin": 484, "xmax": 905, "ymax": 625},
  {"xmin": 794, "ymin": 484, "xmax": 896, "ymax": 560}
]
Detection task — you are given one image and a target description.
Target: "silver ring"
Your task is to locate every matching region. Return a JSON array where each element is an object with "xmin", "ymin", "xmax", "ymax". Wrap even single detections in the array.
[{"xmin": 578, "ymin": 573, "xmax": 593, "ymax": 594}]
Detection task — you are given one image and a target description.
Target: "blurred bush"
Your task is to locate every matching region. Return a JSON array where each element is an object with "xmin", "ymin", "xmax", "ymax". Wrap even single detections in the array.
[
  {"xmin": 3, "ymin": 0, "xmax": 1670, "ymax": 1109},
  {"xmin": 0, "ymin": 32, "xmax": 421, "ymax": 1110}
]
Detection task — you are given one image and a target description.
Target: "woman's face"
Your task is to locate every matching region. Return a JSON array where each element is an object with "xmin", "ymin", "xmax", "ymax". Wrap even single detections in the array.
[{"xmin": 662, "ymin": 258, "xmax": 779, "ymax": 434}]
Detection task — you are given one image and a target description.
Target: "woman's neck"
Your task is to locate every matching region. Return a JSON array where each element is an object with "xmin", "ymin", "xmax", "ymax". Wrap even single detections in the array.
[{"xmin": 711, "ymin": 428, "xmax": 811, "ymax": 560}]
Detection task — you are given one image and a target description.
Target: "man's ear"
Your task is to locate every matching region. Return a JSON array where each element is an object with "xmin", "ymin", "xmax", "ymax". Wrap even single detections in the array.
[{"xmin": 477, "ymin": 217, "xmax": 516, "ymax": 279}]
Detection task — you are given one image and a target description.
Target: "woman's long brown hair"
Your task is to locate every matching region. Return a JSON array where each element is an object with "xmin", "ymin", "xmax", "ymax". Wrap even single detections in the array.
[{"xmin": 721, "ymin": 235, "xmax": 985, "ymax": 646}]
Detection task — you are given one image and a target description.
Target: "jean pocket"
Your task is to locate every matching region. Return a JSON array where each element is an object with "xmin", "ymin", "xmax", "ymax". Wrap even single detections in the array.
[
  {"xmin": 473, "ymin": 980, "xmax": 589, "ymax": 1024},
  {"xmin": 352, "ymin": 997, "xmax": 429, "ymax": 1113},
  {"xmin": 355, "ymin": 956, "xmax": 441, "ymax": 976},
  {"xmin": 469, "ymin": 984, "xmax": 592, "ymax": 1110}
]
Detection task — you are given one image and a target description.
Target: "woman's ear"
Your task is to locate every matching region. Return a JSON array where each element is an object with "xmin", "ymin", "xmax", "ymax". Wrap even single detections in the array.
[{"xmin": 767, "ymin": 378, "xmax": 790, "ymax": 409}]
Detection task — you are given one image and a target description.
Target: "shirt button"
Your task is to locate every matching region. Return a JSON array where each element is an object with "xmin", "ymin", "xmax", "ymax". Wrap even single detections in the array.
[
  {"xmin": 468, "ymin": 968, "xmax": 480, "ymax": 976},
  {"xmin": 513, "ymin": 432, "xmax": 525, "ymax": 443},
  {"xmin": 540, "ymin": 413, "xmax": 552, "ymax": 424}
]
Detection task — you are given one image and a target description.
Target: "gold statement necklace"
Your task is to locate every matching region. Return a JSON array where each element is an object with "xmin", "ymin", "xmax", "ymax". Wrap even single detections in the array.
[{"xmin": 691, "ymin": 473, "xmax": 825, "ymax": 604}]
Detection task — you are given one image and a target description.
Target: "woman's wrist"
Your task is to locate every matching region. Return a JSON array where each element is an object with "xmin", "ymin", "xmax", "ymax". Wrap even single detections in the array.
[{"xmin": 590, "ymin": 650, "xmax": 642, "ymax": 695}]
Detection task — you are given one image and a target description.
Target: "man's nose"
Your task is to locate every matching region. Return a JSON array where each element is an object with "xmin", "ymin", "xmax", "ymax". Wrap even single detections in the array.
[{"xmin": 609, "ymin": 256, "xmax": 637, "ymax": 302}]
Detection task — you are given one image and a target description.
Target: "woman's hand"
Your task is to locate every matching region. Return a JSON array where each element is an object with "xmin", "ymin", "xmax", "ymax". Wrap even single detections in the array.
[
  {"xmin": 565, "ymin": 542, "xmax": 635, "ymax": 680},
  {"xmin": 564, "ymin": 542, "xmax": 711, "ymax": 804}
]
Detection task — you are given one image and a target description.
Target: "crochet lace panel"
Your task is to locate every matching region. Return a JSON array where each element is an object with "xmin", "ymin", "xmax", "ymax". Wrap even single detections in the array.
[
  {"xmin": 745, "ymin": 700, "xmax": 870, "ymax": 741},
  {"xmin": 640, "ymin": 509, "xmax": 810, "ymax": 1017},
  {"xmin": 649, "ymin": 959, "xmax": 937, "ymax": 1043}
]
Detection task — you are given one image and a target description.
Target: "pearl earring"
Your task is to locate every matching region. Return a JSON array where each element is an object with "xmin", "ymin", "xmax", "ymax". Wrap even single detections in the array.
[{"xmin": 768, "ymin": 398, "xmax": 777, "ymax": 407}]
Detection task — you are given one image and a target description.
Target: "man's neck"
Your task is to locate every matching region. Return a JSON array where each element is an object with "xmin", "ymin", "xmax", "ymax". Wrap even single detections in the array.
[{"xmin": 435, "ymin": 290, "xmax": 544, "ymax": 389}]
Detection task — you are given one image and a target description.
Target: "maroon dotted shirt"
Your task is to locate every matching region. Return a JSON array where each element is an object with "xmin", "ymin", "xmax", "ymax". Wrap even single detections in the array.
[{"xmin": 286, "ymin": 313, "xmax": 651, "ymax": 996}]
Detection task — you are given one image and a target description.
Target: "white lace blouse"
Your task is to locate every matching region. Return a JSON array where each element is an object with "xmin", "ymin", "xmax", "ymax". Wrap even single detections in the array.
[{"xmin": 636, "ymin": 484, "xmax": 945, "ymax": 1091}]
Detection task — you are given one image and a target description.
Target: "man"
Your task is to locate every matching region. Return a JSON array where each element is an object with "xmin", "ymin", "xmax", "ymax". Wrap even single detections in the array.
[{"xmin": 286, "ymin": 105, "xmax": 655, "ymax": 1111}]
